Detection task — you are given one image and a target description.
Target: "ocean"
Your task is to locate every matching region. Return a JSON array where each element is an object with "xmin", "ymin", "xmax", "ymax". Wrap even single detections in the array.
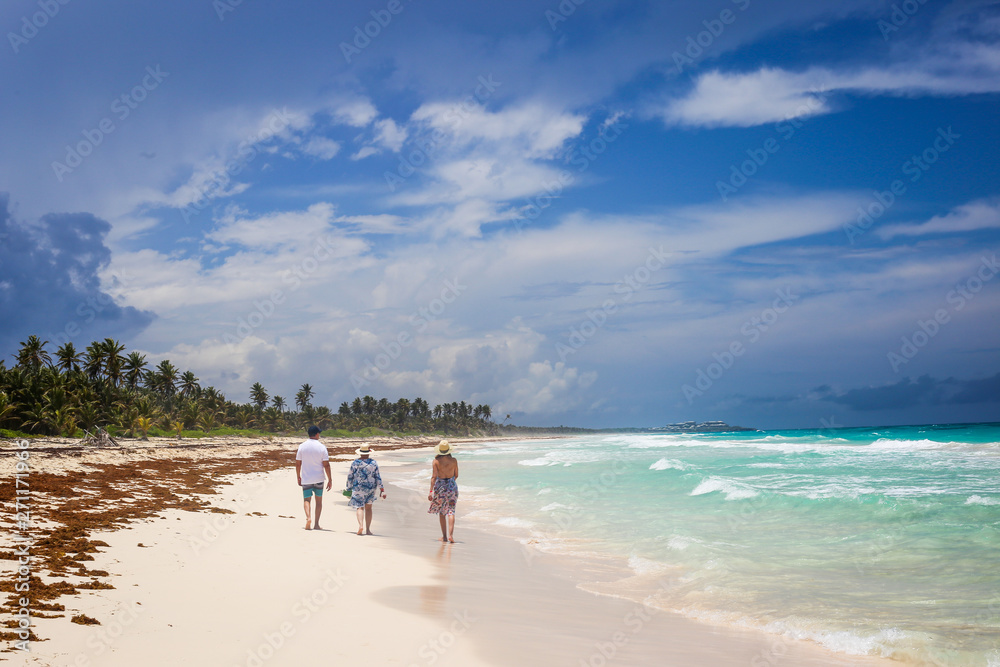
[{"xmin": 393, "ymin": 423, "xmax": 1000, "ymax": 666}]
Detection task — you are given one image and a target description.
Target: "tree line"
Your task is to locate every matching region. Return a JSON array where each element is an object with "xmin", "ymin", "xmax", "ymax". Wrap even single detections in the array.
[{"xmin": 0, "ymin": 335, "xmax": 498, "ymax": 439}]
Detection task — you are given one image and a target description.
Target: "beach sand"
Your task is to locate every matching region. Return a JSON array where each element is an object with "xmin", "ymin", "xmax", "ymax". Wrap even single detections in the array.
[{"xmin": 1, "ymin": 437, "xmax": 897, "ymax": 666}]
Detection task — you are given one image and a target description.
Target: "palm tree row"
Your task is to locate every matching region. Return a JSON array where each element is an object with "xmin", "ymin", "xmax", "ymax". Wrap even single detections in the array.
[{"xmin": 1, "ymin": 335, "xmax": 495, "ymax": 438}]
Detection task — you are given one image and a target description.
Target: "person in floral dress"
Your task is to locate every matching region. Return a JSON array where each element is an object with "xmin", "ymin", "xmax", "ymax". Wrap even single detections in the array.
[
  {"xmin": 347, "ymin": 443, "xmax": 386, "ymax": 535},
  {"xmin": 428, "ymin": 440, "xmax": 459, "ymax": 542}
]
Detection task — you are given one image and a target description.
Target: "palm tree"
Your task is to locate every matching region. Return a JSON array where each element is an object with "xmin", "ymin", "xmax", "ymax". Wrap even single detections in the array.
[
  {"xmin": 83, "ymin": 342, "xmax": 106, "ymax": 381},
  {"xmin": 16, "ymin": 335, "xmax": 51, "ymax": 372},
  {"xmin": 272, "ymin": 395, "xmax": 286, "ymax": 413},
  {"xmin": 55, "ymin": 342, "xmax": 81, "ymax": 373},
  {"xmin": 250, "ymin": 382, "xmax": 269, "ymax": 411},
  {"xmin": 198, "ymin": 409, "xmax": 221, "ymax": 432},
  {"xmin": 152, "ymin": 360, "xmax": 179, "ymax": 396},
  {"xmin": 295, "ymin": 383, "xmax": 314, "ymax": 411},
  {"xmin": 102, "ymin": 339, "xmax": 127, "ymax": 387},
  {"xmin": 179, "ymin": 371, "xmax": 200, "ymax": 398},
  {"xmin": 123, "ymin": 351, "xmax": 148, "ymax": 390},
  {"xmin": 135, "ymin": 416, "xmax": 154, "ymax": 440}
]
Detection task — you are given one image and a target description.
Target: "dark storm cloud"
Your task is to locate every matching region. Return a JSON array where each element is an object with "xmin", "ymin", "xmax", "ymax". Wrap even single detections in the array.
[
  {"xmin": 0, "ymin": 194, "xmax": 153, "ymax": 358},
  {"xmin": 818, "ymin": 374, "xmax": 1000, "ymax": 411}
]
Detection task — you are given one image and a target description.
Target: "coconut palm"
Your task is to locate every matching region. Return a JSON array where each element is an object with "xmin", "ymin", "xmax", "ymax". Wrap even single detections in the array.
[
  {"xmin": 198, "ymin": 409, "xmax": 222, "ymax": 432},
  {"xmin": 55, "ymin": 342, "xmax": 81, "ymax": 373},
  {"xmin": 179, "ymin": 371, "xmax": 200, "ymax": 399},
  {"xmin": 152, "ymin": 360, "xmax": 179, "ymax": 396},
  {"xmin": 123, "ymin": 351, "xmax": 148, "ymax": 389},
  {"xmin": 102, "ymin": 339, "xmax": 127, "ymax": 387},
  {"xmin": 135, "ymin": 416, "xmax": 154, "ymax": 440},
  {"xmin": 16, "ymin": 335, "xmax": 52, "ymax": 372},
  {"xmin": 272, "ymin": 395, "xmax": 286, "ymax": 413},
  {"xmin": 295, "ymin": 382, "xmax": 315, "ymax": 408},
  {"xmin": 249, "ymin": 382, "xmax": 269, "ymax": 411}
]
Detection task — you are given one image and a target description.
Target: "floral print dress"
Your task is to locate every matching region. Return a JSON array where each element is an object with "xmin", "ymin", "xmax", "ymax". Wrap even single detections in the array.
[{"xmin": 347, "ymin": 458, "xmax": 383, "ymax": 507}]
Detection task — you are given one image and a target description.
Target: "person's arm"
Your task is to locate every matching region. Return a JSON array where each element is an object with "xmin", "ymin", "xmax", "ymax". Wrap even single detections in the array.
[
  {"xmin": 295, "ymin": 459, "xmax": 303, "ymax": 486},
  {"xmin": 323, "ymin": 461, "xmax": 333, "ymax": 491},
  {"xmin": 375, "ymin": 462, "xmax": 386, "ymax": 499},
  {"xmin": 454, "ymin": 460, "xmax": 458, "ymax": 481},
  {"xmin": 428, "ymin": 459, "xmax": 439, "ymax": 501}
]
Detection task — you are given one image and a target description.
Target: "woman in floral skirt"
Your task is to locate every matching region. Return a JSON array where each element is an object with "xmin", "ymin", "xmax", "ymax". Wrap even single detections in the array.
[{"xmin": 428, "ymin": 440, "xmax": 459, "ymax": 542}]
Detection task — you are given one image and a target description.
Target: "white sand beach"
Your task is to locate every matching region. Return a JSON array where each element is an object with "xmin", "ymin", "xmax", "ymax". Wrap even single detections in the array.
[{"xmin": 1, "ymin": 438, "xmax": 899, "ymax": 666}]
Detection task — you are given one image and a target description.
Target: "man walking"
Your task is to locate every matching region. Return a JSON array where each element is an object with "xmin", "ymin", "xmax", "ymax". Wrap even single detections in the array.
[{"xmin": 296, "ymin": 425, "xmax": 332, "ymax": 530}]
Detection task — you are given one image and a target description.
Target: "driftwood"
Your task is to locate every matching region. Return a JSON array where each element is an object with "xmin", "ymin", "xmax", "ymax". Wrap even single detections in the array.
[{"xmin": 80, "ymin": 428, "xmax": 120, "ymax": 447}]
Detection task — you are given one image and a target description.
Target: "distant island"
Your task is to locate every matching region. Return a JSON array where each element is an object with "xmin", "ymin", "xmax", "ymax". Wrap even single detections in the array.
[{"xmin": 642, "ymin": 421, "xmax": 756, "ymax": 433}]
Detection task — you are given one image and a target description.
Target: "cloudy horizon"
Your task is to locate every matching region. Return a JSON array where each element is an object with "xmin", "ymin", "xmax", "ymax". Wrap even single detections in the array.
[{"xmin": 1, "ymin": 0, "xmax": 998, "ymax": 429}]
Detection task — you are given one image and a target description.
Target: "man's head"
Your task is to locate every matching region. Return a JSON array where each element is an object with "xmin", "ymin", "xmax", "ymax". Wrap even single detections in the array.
[{"xmin": 307, "ymin": 425, "xmax": 321, "ymax": 438}]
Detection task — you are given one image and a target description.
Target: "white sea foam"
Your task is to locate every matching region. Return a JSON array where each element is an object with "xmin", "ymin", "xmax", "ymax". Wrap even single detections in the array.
[
  {"xmin": 540, "ymin": 502, "xmax": 573, "ymax": 512},
  {"xmin": 690, "ymin": 477, "xmax": 759, "ymax": 500},
  {"xmin": 627, "ymin": 554, "xmax": 668, "ymax": 575},
  {"xmin": 649, "ymin": 457, "xmax": 689, "ymax": 471},
  {"xmin": 966, "ymin": 495, "xmax": 1000, "ymax": 506},
  {"xmin": 494, "ymin": 517, "xmax": 534, "ymax": 529}
]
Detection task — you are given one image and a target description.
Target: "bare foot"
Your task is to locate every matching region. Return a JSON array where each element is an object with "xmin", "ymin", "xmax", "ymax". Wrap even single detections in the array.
[
  {"xmin": 448, "ymin": 537, "xmax": 455, "ymax": 543},
  {"xmin": 305, "ymin": 521, "xmax": 312, "ymax": 530},
  {"xmin": 356, "ymin": 529, "xmax": 363, "ymax": 535},
  {"xmin": 314, "ymin": 524, "xmax": 321, "ymax": 530}
]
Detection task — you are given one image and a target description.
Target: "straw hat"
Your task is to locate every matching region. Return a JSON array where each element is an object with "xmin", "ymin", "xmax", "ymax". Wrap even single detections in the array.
[
  {"xmin": 356, "ymin": 443, "xmax": 374, "ymax": 456},
  {"xmin": 435, "ymin": 440, "xmax": 453, "ymax": 456}
]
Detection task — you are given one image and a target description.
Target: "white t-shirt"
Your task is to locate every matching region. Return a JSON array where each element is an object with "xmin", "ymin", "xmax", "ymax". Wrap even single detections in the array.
[{"xmin": 296, "ymin": 438, "xmax": 329, "ymax": 485}]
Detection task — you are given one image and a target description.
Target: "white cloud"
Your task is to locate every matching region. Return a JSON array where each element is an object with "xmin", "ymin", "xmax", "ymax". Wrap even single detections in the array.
[
  {"xmin": 328, "ymin": 97, "xmax": 378, "ymax": 127},
  {"xmin": 660, "ymin": 69, "xmax": 831, "ymax": 128},
  {"xmin": 877, "ymin": 199, "xmax": 1000, "ymax": 239},
  {"xmin": 374, "ymin": 118, "xmax": 407, "ymax": 152},
  {"xmin": 659, "ymin": 41, "xmax": 1000, "ymax": 128},
  {"xmin": 411, "ymin": 101, "xmax": 585, "ymax": 159},
  {"xmin": 205, "ymin": 202, "xmax": 336, "ymax": 249},
  {"xmin": 300, "ymin": 136, "xmax": 341, "ymax": 160},
  {"xmin": 351, "ymin": 146, "xmax": 379, "ymax": 161}
]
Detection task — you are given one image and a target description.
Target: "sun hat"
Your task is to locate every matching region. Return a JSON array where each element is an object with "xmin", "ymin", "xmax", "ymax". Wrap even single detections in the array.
[
  {"xmin": 435, "ymin": 440, "xmax": 452, "ymax": 456},
  {"xmin": 356, "ymin": 443, "xmax": 374, "ymax": 456},
  {"xmin": 307, "ymin": 425, "xmax": 321, "ymax": 436}
]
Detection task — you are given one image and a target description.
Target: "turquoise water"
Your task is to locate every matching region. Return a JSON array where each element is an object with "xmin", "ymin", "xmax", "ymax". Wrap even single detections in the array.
[{"xmin": 396, "ymin": 424, "xmax": 1000, "ymax": 665}]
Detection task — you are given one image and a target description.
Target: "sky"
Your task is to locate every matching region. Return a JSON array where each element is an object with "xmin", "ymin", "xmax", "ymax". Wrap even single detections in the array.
[{"xmin": 1, "ymin": 0, "xmax": 999, "ymax": 429}]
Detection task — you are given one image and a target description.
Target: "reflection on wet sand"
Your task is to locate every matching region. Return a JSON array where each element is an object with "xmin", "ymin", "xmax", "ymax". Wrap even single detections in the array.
[{"xmin": 418, "ymin": 542, "xmax": 453, "ymax": 614}]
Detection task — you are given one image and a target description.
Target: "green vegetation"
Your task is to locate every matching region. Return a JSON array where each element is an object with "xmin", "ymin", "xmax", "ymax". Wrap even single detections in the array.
[{"xmin": 0, "ymin": 335, "xmax": 501, "ymax": 439}]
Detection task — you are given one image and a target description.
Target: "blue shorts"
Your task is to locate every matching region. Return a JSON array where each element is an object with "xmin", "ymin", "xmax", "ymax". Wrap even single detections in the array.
[{"xmin": 302, "ymin": 483, "xmax": 324, "ymax": 499}]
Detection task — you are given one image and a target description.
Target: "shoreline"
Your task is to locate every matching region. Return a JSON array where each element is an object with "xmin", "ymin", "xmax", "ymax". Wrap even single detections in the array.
[{"xmin": 2, "ymin": 435, "xmax": 895, "ymax": 665}]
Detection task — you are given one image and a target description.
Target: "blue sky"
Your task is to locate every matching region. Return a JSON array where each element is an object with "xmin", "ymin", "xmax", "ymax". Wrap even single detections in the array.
[{"xmin": 1, "ymin": 0, "xmax": 998, "ymax": 429}]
